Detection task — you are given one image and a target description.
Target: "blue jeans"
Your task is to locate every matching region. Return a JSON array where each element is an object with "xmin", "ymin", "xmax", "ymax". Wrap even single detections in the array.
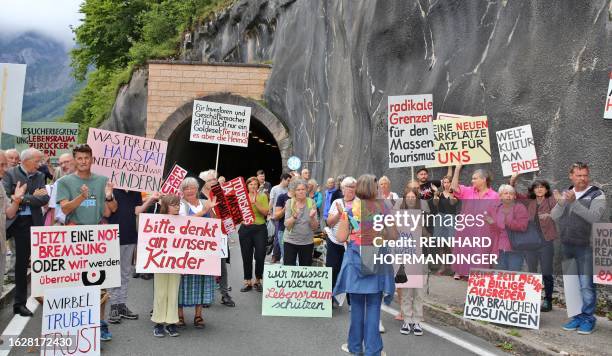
[
  {"xmin": 497, "ymin": 250, "xmax": 524, "ymax": 271},
  {"xmin": 563, "ymin": 244, "xmax": 596, "ymax": 322},
  {"xmin": 348, "ymin": 292, "xmax": 383, "ymax": 356}
]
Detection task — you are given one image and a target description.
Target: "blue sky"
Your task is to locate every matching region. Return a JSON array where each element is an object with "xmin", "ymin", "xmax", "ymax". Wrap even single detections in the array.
[{"xmin": 0, "ymin": 0, "xmax": 82, "ymax": 46}]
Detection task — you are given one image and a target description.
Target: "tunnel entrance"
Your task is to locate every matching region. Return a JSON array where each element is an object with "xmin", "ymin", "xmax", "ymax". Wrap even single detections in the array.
[{"xmin": 155, "ymin": 93, "xmax": 291, "ymax": 186}]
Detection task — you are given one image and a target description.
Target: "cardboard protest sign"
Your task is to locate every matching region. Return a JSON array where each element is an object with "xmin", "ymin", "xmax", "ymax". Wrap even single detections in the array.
[
  {"xmin": 604, "ymin": 71, "xmax": 612, "ymax": 119},
  {"xmin": 87, "ymin": 128, "xmax": 167, "ymax": 192},
  {"xmin": 41, "ymin": 286, "xmax": 100, "ymax": 356},
  {"xmin": 16, "ymin": 122, "xmax": 79, "ymax": 163},
  {"xmin": 210, "ymin": 183, "xmax": 236, "ymax": 234},
  {"xmin": 160, "ymin": 163, "xmax": 187, "ymax": 196},
  {"xmin": 393, "ymin": 209, "xmax": 424, "ymax": 289},
  {"xmin": 0, "ymin": 63, "xmax": 26, "ymax": 136},
  {"xmin": 387, "ymin": 94, "xmax": 435, "ymax": 167},
  {"xmin": 136, "ymin": 213, "xmax": 223, "ymax": 276},
  {"xmin": 496, "ymin": 125, "xmax": 539, "ymax": 176},
  {"xmin": 221, "ymin": 177, "xmax": 255, "ymax": 225},
  {"xmin": 190, "ymin": 100, "xmax": 251, "ymax": 147},
  {"xmin": 463, "ymin": 269, "xmax": 542, "ymax": 329},
  {"xmin": 429, "ymin": 116, "xmax": 491, "ymax": 167},
  {"xmin": 436, "ymin": 112, "xmax": 469, "ymax": 120},
  {"xmin": 593, "ymin": 223, "xmax": 612, "ymax": 285},
  {"xmin": 30, "ymin": 225, "xmax": 120, "ymax": 297},
  {"xmin": 262, "ymin": 265, "xmax": 332, "ymax": 317}
]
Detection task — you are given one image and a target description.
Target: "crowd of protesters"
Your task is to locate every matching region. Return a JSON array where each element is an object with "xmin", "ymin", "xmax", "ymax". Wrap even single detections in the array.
[{"xmin": 0, "ymin": 144, "xmax": 607, "ymax": 356}]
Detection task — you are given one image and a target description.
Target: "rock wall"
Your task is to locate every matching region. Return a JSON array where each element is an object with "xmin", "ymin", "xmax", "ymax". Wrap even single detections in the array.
[
  {"xmin": 106, "ymin": 0, "xmax": 612, "ymax": 198},
  {"xmin": 101, "ymin": 68, "xmax": 148, "ymax": 136}
]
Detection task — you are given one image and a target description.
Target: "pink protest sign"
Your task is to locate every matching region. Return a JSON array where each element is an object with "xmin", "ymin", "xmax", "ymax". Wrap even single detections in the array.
[
  {"xmin": 87, "ymin": 128, "xmax": 167, "ymax": 192},
  {"xmin": 136, "ymin": 213, "xmax": 224, "ymax": 276},
  {"xmin": 161, "ymin": 164, "xmax": 187, "ymax": 196}
]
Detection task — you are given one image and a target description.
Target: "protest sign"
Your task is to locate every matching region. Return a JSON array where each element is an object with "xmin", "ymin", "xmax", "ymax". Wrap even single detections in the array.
[
  {"xmin": 16, "ymin": 122, "xmax": 79, "ymax": 163},
  {"xmin": 262, "ymin": 265, "xmax": 332, "ymax": 317},
  {"xmin": 436, "ymin": 113, "xmax": 469, "ymax": 120},
  {"xmin": 210, "ymin": 183, "xmax": 236, "ymax": 234},
  {"xmin": 604, "ymin": 71, "xmax": 612, "ymax": 119},
  {"xmin": 593, "ymin": 223, "xmax": 612, "ymax": 285},
  {"xmin": 496, "ymin": 124, "xmax": 539, "ymax": 176},
  {"xmin": 429, "ymin": 116, "xmax": 491, "ymax": 167},
  {"xmin": 0, "ymin": 63, "xmax": 26, "ymax": 136},
  {"xmin": 463, "ymin": 269, "xmax": 542, "ymax": 329},
  {"xmin": 221, "ymin": 177, "xmax": 255, "ymax": 225},
  {"xmin": 387, "ymin": 94, "xmax": 435, "ymax": 167},
  {"xmin": 30, "ymin": 225, "xmax": 120, "ymax": 297},
  {"xmin": 87, "ymin": 128, "xmax": 167, "ymax": 192},
  {"xmin": 393, "ymin": 209, "xmax": 424, "ymax": 289},
  {"xmin": 160, "ymin": 163, "xmax": 187, "ymax": 196},
  {"xmin": 136, "ymin": 213, "xmax": 223, "ymax": 276},
  {"xmin": 41, "ymin": 286, "xmax": 100, "ymax": 356},
  {"xmin": 190, "ymin": 100, "xmax": 251, "ymax": 147}
]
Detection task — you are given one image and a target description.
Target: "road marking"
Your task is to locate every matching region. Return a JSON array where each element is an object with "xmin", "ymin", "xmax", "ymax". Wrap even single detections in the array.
[
  {"xmin": 380, "ymin": 304, "xmax": 500, "ymax": 356},
  {"xmin": 0, "ymin": 297, "xmax": 40, "ymax": 356}
]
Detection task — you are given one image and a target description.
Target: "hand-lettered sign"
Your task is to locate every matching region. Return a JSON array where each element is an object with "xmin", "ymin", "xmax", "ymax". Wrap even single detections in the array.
[
  {"xmin": 190, "ymin": 100, "xmax": 251, "ymax": 147},
  {"xmin": 604, "ymin": 71, "xmax": 612, "ymax": 119},
  {"xmin": 496, "ymin": 124, "xmax": 539, "ymax": 176},
  {"xmin": 160, "ymin": 164, "xmax": 187, "ymax": 196},
  {"xmin": 593, "ymin": 223, "xmax": 612, "ymax": 285},
  {"xmin": 221, "ymin": 177, "xmax": 255, "ymax": 225},
  {"xmin": 16, "ymin": 122, "xmax": 79, "ymax": 163},
  {"xmin": 429, "ymin": 116, "xmax": 491, "ymax": 167}
]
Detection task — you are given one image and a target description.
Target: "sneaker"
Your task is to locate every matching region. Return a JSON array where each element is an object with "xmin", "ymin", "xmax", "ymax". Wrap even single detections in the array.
[
  {"xmin": 413, "ymin": 323, "xmax": 423, "ymax": 336},
  {"xmin": 340, "ymin": 343, "xmax": 351, "ymax": 353},
  {"xmin": 221, "ymin": 295, "xmax": 235, "ymax": 307},
  {"xmin": 562, "ymin": 317, "xmax": 582, "ymax": 331},
  {"xmin": 379, "ymin": 320, "xmax": 385, "ymax": 333},
  {"xmin": 400, "ymin": 322, "xmax": 411, "ymax": 335},
  {"xmin": 100, "ymin": 320, "xmax": 112, "ymax": 341},
  {"xmin": 165, "ymin": 324, "xmax": 179, "ymax": 337},
  {"xmin": 577, "ymin": 319, "xmax": 596, "ymax": 335},
  {"xmin": 119, "ymin": 304, "xmax": 139, "ymax": 320},
  {"xmin": 108, "ymin": 305, "xmax": 122, "ymax": 324},
  {"xmin": 153, "ymin": 324, "xmax": 165, "ymax": 337},
  {"xmin": 541, "ymin": 300, "xmax": 552, "ymax": 312}
]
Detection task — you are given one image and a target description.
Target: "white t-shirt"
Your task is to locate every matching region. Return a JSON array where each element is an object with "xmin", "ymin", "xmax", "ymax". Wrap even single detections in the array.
[
  {"xmin": 327, "ymin": 198, "xmax": 357, "ymax": 245},
  {"xmin": 573, "ymin": 186, "xmax": 592, "ymax": 200},
  {"xmin": 380, "ymin": 191, "xmax": 399, "ymax": 201},
  {"xmin": 179, "ymin": 200, "xmax": 204, "ymax": 216}
]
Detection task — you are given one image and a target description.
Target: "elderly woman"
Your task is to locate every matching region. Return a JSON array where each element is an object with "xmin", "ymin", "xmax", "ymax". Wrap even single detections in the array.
[
  {"xmin": 451, "ymin": 165, "xmax": 500, "ymax": 279},
  {"xmin": 239, "ymin": 176, "xmax": 269, "ymax": 292},
  {"xmin": 326, "ymin": 176, "xmax": 357, "ymax": 301},
  {"xmin": 307, "ymin": 179, "xmax": 323, "ymax": 211},
  {"xmin": 378, "ymin": 176, "xmax": 399, "ymax": 201},
  {"xmin": 486, "ymin": 184, "xmax": 529, "ymax": 271},
  {"xmin": 334, "ymin": 174, "xmax": 395, "ymax": 356},
  {"xmin": 177, "ymin": 177, "xmax": 217, "ymax": 329},
  {"xmin": 284, "ymin": 179, "xmax": 319, "ymax": 266}
]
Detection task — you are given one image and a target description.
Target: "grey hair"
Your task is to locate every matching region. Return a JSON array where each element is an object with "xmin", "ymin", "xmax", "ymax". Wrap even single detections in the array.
[
  {"xmin": 5, "ymin": 149, "xmax": 18, "ymax": 156},
  {"xmin": 199, "ymin": 169, "xmax": 217, "ymax": 181},
  {"xmin": 180, "ymin": 177, "xmax": 200, "ymax": 191},
  {"xmin": 378, "ymin": 175, "xmax": 391, "ymax": 184},
  {"xmin": 341, "ymin": 176, "xmax": 356, "ymax": 189},
  {"xmin": 473, "ymin": 169, "xmax": 492, "ymax": 187},
  {"xmin": 20, "ymin": 148, "xmax": 41, "ymax": 162},
  {"xmin": 289, "ymin": 178, "xmax": 308, "ymax": 192},
  {"xmin": 308, "ymin": 179, "xmax": 318, "ymax": 186},
  {"xmin": 497, "ymin": 184, "xmax": 515, "ymax": 195}
]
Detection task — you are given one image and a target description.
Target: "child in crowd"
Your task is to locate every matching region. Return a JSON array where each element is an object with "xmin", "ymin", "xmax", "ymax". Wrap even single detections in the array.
[{"xmin": 151, "ymin": 194, "xmax": 182, "ymax": 337}]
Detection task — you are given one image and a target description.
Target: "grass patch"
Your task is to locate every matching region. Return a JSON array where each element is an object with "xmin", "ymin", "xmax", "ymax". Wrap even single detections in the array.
[
  {"xmin": 507, "ymin": 329, "xmax": 521, "ymax": 337},
  {"xmin": 497, "ymin": 341, "xmax": 513, "ymax": 352}
]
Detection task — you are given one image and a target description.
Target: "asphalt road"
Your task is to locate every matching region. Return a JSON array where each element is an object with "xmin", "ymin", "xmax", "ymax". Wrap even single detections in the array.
[{"xmin": 1, "ymin": 243, "xmax": 504, "ymax": 356}]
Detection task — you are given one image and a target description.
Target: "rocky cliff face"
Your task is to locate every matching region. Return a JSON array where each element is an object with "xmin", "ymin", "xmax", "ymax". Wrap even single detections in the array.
[{"xmin": 109, "ymin": 0, "xmax": 612, "ymax": 197}]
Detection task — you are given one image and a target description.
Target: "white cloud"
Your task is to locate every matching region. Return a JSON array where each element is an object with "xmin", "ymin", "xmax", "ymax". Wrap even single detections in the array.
[{"xmin": 0, "ymin": 0, "xmax": 83, "ymax": 47}]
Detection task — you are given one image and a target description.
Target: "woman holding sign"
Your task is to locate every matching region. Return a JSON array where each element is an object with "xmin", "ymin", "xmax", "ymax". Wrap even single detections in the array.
[
  {"xmin": 177, "ymin": 178, "xmax": 217, "ymax": 329},
  {"xmin": 152, "ymin": 194, "xmax": 182, "ymax": 337},
  {"xmin": 239, "ymin": 176, "xmax": 269, "ymax": 292},
  {"xmin": 334, "ymin": 174, "xmax": 396, "ymax": 356},
  {"xmin": 451, "ymin": 165, "xmax": 499, "ymax": 280}
]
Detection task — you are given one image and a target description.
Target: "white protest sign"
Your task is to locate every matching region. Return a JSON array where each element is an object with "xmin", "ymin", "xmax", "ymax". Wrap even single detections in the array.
[
  {"xmin": 387, "ymin": 94, "xmax": 435, "ymax": 167},
  {"xmin": 464, "ymin": 269, "xmax": 543, "ymax": 329},
  {"xmin": 41, "ymin": 286, "xmax": 100, "ymax": 355},
  {"xmin": 496, "ymin": 124, "xmax": 539, "ymax": 176},
  {"xmin": 30, "ymin": 225, "xmax": 121, "ymax": 297},
  {"xmin": 190, "ymin": 100, "xmax": 251, "ymax": 147},
  {"xmin": 604, "ymin": 71, "xmax": 612, "ymax": 119},
  {"xmin": 593, "ymin": 223, "xmax": 612, "ymax": 285},
  {"xmin": 0, "ymin": 63, "xmax": 26, "ymax": 136}
]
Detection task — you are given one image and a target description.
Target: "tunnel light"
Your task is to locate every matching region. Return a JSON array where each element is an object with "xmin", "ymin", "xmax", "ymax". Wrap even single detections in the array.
[
  {"xmin": 258, "ymin": 139, "xmax": 265, "ymax": 143},
  {"xmin": 252, "ymin": 135, "xmax": 259, "ymax": 139}
]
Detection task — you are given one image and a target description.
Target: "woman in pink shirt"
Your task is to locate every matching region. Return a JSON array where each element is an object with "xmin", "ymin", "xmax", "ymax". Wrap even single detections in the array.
[
  {"xmin": 450, "ymin": 165, "xmax": 500, "ymax": 279},
  {"xmin": 486, "ymin": 184, "xmax": 529, "ymax": 271}
]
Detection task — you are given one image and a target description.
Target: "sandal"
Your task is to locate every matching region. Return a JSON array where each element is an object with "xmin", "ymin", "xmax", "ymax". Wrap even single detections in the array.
[
  {"xmin": 194, "ymin": 316, "xmax": 205, "ymax": 329},
  {"xmin": 177, "ymin": 316, "xmax": 185, "ymax": 328},
  {"xmin": 221, "ymin": 295, "xmax": 236, "ymax": 307},
  {"xmin": 253, "ymin": 283, "xmax": 263, "ymax": 292},
  {"xmin": 240, "ymin": 284, "xmax": 252, "ymax": 292}
]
